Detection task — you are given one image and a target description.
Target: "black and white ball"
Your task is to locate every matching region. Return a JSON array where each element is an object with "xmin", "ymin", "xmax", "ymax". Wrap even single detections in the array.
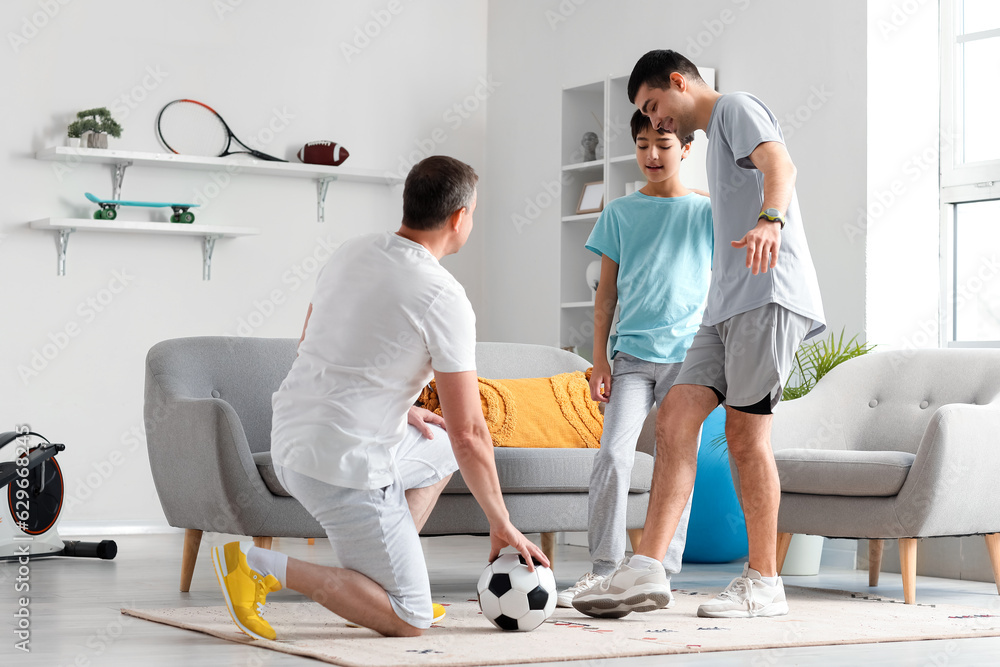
[{"xmin": 477, "ymin": 553, "xmax": 557, "ymax": 631}]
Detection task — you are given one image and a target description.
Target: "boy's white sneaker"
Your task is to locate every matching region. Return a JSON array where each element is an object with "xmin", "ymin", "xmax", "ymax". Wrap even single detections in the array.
[
  {"xmin": 572, "ymin": 560, "xmax": 674, "ymax": 618},
  {"xmin": 697, "ymin": 563, "xmax": 789, "ymax": 618},
  {"xmin": 557, "ymin": 572, "xmax": 606, "ymax": 608}
]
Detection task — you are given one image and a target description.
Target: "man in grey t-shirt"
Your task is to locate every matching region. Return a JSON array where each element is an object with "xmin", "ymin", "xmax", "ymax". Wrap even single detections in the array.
[{"xmin": 574, "ymin": 50, "xmax": 825, "ymax": 621}]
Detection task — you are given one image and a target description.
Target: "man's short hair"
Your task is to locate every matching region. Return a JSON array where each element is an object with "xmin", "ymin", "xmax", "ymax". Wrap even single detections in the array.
[
  {"xmin": 402, "ymin": 156, "xmax": 478, "ymax": 230},
  {"xmin": 627, "ymin": 50, "xmax": 705, "ymax": 103},
  {"xmin": 630, "ymin": 109, "xmax": 694, "ymax": 146}
]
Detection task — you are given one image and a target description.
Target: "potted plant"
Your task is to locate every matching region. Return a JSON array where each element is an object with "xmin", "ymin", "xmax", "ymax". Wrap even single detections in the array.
[
  {"xmin": 67, "ymin": 107, "xmax": 122, "ymax": 149},
  {"xmin": 776, "ymin": 330, "xmax": 875, "ymax": 575}
]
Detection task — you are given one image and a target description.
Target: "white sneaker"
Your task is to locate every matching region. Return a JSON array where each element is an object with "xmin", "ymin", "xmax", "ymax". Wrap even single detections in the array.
[
  {"xmin": 697, "ymin": 563, "xmax": 789, "ymax": 618},
  {"xmin": 557, "ymin": 572, "xmax": 606, "ymax": 608},
  {"xmin": 572, "ymin": 560, "xmax": 674, "ymax": 618}
]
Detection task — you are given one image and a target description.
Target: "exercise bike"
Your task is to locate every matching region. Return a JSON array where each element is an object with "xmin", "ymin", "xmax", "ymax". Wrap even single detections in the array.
[{"xmin": 0, "ymin": 430, "xmax": 116, "ymax": 560}]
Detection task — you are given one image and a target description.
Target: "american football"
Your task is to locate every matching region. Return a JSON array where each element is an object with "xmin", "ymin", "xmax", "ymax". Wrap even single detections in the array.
[{"xmin": 297, "ymin": 141, "xmax": 350, "ymax": 166}]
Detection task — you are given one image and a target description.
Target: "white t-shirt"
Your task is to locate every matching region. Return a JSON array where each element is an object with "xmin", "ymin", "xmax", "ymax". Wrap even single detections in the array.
[{"xmin": 270, "ymin": 232, "xmax": 477, "ymax": 490}]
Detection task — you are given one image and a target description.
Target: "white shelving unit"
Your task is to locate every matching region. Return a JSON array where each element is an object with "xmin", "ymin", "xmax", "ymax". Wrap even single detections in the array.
[
  {"xmin": 558, "ymin": 69, "xmax": 715, "ymax": 360},
  {"xmin": 29, "ymin": 218, "xmax": 259, "ymax": 280},
  {"xmin": 36, "ymin": 146, "xmax": 404, "ymax": 223}
]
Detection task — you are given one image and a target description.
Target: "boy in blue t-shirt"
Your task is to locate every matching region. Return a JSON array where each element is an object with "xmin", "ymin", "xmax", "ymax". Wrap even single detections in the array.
[{"xmin": 557, "ymin": 110, "xmax": 713, "ymax": 609}]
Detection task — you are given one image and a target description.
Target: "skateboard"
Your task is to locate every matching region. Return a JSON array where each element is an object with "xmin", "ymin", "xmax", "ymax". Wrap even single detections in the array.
[{"xmin": 85, "ymin": 192, "xmax": 200, "ymax": 223}]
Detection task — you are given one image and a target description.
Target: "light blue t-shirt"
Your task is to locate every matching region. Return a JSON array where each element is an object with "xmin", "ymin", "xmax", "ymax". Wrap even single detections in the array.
[
  {"xmin": 705, "ymin": 92, "xmax": 826, "ymax": 338},
  {"xmin": 585, "ymin": 191, "xmax": 714, "ymax": 364}
]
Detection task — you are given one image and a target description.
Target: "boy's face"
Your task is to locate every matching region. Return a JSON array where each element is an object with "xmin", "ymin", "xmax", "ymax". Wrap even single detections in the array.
[
  {"xmin": 635, "ymin": 74, "xmax": 696, "ymax": 140},
  {"xmin": 635, "ymin": 127, "xmax": 689, "ymax": 183}
]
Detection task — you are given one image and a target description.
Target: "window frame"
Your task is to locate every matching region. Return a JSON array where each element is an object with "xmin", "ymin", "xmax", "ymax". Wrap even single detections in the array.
[{"xmin": 939, "ymin": 0, "xmax": 1000, "ymax": 347}]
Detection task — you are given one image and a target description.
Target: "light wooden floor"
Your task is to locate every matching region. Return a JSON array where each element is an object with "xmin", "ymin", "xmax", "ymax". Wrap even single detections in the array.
[{"xmin": 6, "ymin": 531, "xmax": 1000, "ymax": 666}]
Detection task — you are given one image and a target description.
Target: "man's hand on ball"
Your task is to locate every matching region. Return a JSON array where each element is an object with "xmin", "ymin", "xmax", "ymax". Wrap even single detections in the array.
[
  {"xmin": 488, "ymin": 521, "xmax": 550, "ymax": 571},
  {"xmin": 407, "ymin": 405, "xmax": 445, "ymax": 439},
  {"xmin": 732, "ymin": 218, "xmax": 781, "ymax": 275}
]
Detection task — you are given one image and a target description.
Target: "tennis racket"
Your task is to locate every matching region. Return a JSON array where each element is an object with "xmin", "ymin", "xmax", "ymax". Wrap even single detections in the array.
[{"xmin": 156, "ymin": 99, "xmax": 287, "ymax": 162}]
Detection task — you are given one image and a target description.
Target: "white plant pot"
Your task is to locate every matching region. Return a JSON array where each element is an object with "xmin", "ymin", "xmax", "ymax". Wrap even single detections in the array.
[{"xmin": 781, "ymin": 534, "xmax": 825, "ymax": 576}]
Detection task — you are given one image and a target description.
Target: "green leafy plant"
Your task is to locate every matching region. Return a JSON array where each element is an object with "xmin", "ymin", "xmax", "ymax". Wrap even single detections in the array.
[
  {"xmin": 67, "ymin": 107, "xmax": 122, "ymax": 139},
  {"xmin": 708, "ymin": 329, "xmax": 874, "ymax": 449},
  {"xmin": 781, "ymin": 329, "xmax": 875, "ymax": 401}
]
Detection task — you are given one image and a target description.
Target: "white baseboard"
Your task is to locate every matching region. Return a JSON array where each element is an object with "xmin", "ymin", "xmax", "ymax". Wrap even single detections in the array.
[{"xmin": 59, "ymin": 520, "xmax": 180, "ymax": 536}]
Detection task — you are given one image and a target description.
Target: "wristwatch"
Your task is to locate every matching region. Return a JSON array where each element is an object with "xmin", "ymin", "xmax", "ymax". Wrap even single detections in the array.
[{"xmin": 759, "ymin": 207, "xmax": 785, "ymax": 229}]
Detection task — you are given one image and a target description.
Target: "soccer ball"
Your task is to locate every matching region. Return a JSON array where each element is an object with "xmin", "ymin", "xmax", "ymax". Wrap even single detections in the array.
[{"xmin": 477, "ymin": 553, "xmax": 557, "ymax": 631}]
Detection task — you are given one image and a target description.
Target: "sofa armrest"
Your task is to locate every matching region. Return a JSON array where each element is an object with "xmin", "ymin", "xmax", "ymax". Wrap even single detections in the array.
[
  {"xmin": 893, "ymin": 402, "xmax": 1000, "ymax": 536},
  {"xmin": 145, "ymin": 394, "xmax": 275, "ymax": 535}
]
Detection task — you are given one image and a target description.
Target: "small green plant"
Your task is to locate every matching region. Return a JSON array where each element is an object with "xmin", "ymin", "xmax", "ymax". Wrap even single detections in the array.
[
  {"xmin": 67, "ymin": 107, "xmax": 122, "ymax": 139},
  {"xmin": 781, "ymin": 329, "xmax": 875, "ymax": 401}
]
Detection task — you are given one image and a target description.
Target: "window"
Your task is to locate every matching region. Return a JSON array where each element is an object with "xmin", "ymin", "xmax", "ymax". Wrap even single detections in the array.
[{"xmin": 940, "ymin": 0, "xmax": 1000, "ymax": 346}]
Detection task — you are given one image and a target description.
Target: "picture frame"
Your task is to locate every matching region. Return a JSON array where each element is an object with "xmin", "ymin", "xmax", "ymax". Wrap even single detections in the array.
[{"xmin": 576, "ymin": 181, "xmax": 604, "ymax": 214}]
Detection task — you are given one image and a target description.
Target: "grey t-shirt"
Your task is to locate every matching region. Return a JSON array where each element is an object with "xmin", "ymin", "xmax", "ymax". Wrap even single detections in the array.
[{"xmin": 704, "ymin": 92, "xmax": 826, "ymax": 339}]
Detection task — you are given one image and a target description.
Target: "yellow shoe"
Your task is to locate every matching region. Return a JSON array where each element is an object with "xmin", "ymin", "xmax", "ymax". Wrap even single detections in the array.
[
  {"xmin": 211, "ymin": 541, "xmax": 282, "ymax": 641},
  {"xmin": 432, "ymin": 603, "xmax": 446, "ymax": 624}
]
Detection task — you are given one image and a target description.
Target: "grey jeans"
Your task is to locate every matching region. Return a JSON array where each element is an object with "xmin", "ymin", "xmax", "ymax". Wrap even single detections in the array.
[{"xmin": 588, "ymin": 352, "xmax": 695, "ymax": 577}]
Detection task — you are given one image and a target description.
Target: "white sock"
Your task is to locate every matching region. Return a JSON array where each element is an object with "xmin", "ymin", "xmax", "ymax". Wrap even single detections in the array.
[
  {"xmin": 627, "ymin": 554, "xmax": 660, "ymax": 569},
  {"xmin": 760, "ymin": 575, "xmax": 779, "ymax": 587},
  {"xmin": 245, "ymin": 545, "xmax": 288, "ymax": 587}
]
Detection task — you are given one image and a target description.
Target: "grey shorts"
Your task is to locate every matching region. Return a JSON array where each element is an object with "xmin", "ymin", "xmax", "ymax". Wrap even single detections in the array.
[
  {"xmin": 674, "ymin": 303, "xmax": 812, "ymax": 411},
  {"xmin": 274, "ymin": 423, "xmax": 458, "ymax": 629}
]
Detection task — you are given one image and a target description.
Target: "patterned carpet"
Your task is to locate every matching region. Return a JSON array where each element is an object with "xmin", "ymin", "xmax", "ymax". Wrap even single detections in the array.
[{"xmin": 122, "ymin": 585, "xmax": 1000, "ymax": 666}]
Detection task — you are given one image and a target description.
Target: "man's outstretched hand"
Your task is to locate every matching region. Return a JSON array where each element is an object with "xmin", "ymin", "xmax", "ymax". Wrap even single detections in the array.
[
  {"xmin": 407, "ymin": 405, "xmax": 446, "ymax": 439},
  {"xmin": 488, "ymin": 520, "xmax": 550, "ymax": 572},
  {"xmin": 732, "ymin": 219, "xmax": 781, "ymax": 275}
]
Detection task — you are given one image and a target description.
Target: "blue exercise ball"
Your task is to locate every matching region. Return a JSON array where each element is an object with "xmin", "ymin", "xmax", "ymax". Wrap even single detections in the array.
[{"xmin": 681, "ymin": 406, "xmax": 749, "ymax": 563}]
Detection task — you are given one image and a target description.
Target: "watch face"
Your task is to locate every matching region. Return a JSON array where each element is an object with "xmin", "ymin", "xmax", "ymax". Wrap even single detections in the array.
[{"xmin": 764, "ymin": 208, "xmax": 781, "ymax": 219}]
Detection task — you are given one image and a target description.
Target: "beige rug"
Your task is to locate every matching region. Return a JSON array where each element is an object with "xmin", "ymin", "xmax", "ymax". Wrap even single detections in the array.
[{"xmin": 122, "ymin": 586, "xmax": 1000, "ymax": 666}]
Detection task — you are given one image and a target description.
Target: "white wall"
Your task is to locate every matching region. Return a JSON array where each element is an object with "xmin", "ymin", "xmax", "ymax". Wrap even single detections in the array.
[
  {"xmin": 482, "ymin": 0, "xmax": 869, "ymax": 345},
  {"xmin": 0, "ymin": 0, "xmax": 487, "ymax": 527},
  {"xmin": 865, "ymin": 1, "xmax": 940, "ymax": 351}
]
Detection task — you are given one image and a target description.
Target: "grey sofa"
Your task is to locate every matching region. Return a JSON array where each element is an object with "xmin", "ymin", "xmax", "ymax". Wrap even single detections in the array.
[
  {"xmin": 144, "ymin": 336, "xmax": 654, "ymax": 591},
  {"xmin": 760, "ymin": 349, "xmax": 1000, "ymax": 603}
]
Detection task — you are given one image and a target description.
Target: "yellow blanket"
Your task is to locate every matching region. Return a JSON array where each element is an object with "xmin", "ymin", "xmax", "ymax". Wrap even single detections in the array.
[{"xmin": 417, "ymin": 370, "xmax": 603, "ymax": 448}]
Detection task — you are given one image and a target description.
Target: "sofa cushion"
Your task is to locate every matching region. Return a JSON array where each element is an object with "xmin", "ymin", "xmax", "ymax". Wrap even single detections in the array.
[
  {"xmin": 443, "ymin": 448, "xmax": 653, "ymax": 494},
  {"xmin": 253, "ymin": 451, "xmax": 290, "ymax": 497},
  {"xmin": 774, "ymin": 449, "xmax": 915, "ymax": 497},
  {"xmin": 418, "ymin": 372, "xmax": 603, "ymax": 448}
]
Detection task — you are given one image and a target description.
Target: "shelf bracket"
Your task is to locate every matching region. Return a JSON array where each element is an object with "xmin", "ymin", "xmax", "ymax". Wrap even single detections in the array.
[
  {"xmin": 316, "ymin": 177, "xmax": 337, "ymax": 223},
  {"xmin": 202, "ymin": 235, "xmax": 220, "ymax": 281},
  {"xmin": 111, "ymin": 160, "xmax": 133, "ymax": 201},
  {"xmin": 57, "ymin": 228, "xmax": 74, "ymax": 277}
]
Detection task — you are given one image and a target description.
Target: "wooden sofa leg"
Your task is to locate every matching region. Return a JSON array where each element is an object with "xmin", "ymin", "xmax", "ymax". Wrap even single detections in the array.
[
  {"xmin": 180, "ymin": 529, "xmax": 203, "ymax": 593},
  {"xmin": 899, "ymin": 538, "xmax": 917, "ymax": 604},
  {"xmin": 253, "ymin": 536, "xmax": 273, "ymax": 550},
  {"xmin": 628, "ymin": 528, "xmax": 643, "ymax": 552},
  {"xmin": 869, "ymin": 539, "xmax": 884, "ymax": 587},
  {"xmin": 984, "ymin": 533, "xmax": 1000, "ymax": 595},
  {"xmin": 541, "ymin": 532, "xmax": 556, "ymax": 569},
  {"xmin": 776, "ymin": 532, "xmax": 793, "ymax": 575},
  {"xmin": 307, "ymin": 538, "xmax": 316, "ymax": 545}
]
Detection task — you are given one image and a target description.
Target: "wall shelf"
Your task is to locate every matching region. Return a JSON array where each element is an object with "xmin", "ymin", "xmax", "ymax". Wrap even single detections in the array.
[
  {"xmin": 562, "ymin": 212, "xmax": 600, "ymax": 223},
  {"xmin": 36, "ymin": 146, "xmax": 404, "ymax": 223},
  {"xmin": 29, "ymin": 218, "xmax": 260, "ymax": 280},
  {"xmin": 561, "ymin": 300, "xmax": 595, "ymax": 309},
  {"xmin": 561, "ymin": 159, "xmax": 604, "ymax": 172}
]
